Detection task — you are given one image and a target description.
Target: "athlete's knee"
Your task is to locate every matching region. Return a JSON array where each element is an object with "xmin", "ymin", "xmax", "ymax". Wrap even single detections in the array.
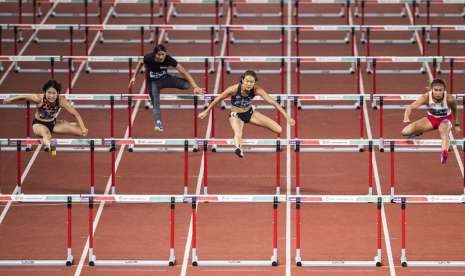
[
  {"xmin": 275, "ymin": 125, "xmax": 282, "ymax": 134},
  {"xmin": 401, "ymin": 126, "xmax": 411, "ymax": 136}
]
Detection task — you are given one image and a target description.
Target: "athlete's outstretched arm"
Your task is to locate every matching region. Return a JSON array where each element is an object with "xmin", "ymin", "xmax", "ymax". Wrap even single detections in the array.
[
  {"xmin": 198, "ymin": 85, "xmax": 236, "ymax": 119},
  {"xmin": 404, "ymin": 93, "xmax": 427, "ymax": 123},
  {"xmin": 176, "ymin": 64, "xmax": 205, "ymax": 94},
  {"xmin": 3, "ymin": 94, "xmax": 40, "ymax": 104},
  {"xmin": 255, "ymin": 86, "xmax": 295, "ymax": 125}
]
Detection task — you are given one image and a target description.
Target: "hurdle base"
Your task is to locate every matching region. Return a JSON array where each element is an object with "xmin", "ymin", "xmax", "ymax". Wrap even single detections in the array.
[
  {"xmin": 193, "ymin": 260, "xmax": 276, "ymax": 266},
  {"xmin": 297, "ymin": 260, "xmax": 380, "ymax": 267},
  {"xmin": 388, "ymin": 147, "xmax": 442, "ymax": 153},
  {"xmin": 300, "ymin": 147, "xmax": 364, "ymax": 153},
  {"xmin": 0, "ymin": 260, "xmax": 70, "ymax": 266},
  {"xmin": 299, "ymin": 104, "xmax": 358, "ymax": 110},
  {"xmin": 92, "ymin": 259, "xmax": 175, "ymax": 266},
  {"xmin": 403, "ymin": 261, "xmax": 465, "ymax": 267},
  {"xmin": 294, "ymin": 10, "xmax": 344, "ymax": 18},
  {"xmin": 233, "ymin": 11, "xmax": 281, "ymax": 18},
  {"xmin": 129, "ymin": 147, "xmax": 197, "ymax": 153},
  {"xmin": 354, "ymin": 9, "xmax": 406, "ymax": 18},
  {"xmin": 213, "ymin": 146, "xmax": 276, "ymax": 153}
]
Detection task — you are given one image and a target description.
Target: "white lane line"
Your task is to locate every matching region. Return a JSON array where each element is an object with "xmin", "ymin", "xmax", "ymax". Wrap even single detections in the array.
[
  {"xmin": 179, "ymin": 7, "xmax": 231, "ymax": 276},
  {"xmin": 349, "ymin": 9, "xmax": 397, "ymax": 276},
  {"xmin": 286, "ymin": 0, "xmax": 292, "ymax": 274}
]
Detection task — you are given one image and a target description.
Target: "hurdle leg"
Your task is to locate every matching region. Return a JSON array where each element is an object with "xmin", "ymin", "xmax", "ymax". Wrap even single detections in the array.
[
  {"xmin": 203, "ymin": 141, "xmax": 208, "ymax": 194},
  {"xmin": 191, "ymin": 198, "xmax": 198, "ymax": 266},
  {"xmin": 90, "ymin": 140, "xmax": 95, "ymax": 194},
  {"xmin": 169, "ymin": 197, "xmax": 176, "ymax": 266},
  {"xmin": 295, "ymin": 197, "xmax": 302, "ymax": 265},
  {"xmin": 374, "ymin": 197, "xmax": 382, "ymax": 266},
  {"xmin": 400, "ymin": 198, "xmax": 407, "ymax": 266},
  {"xmin": 16, "ymin": 140, "xmax": 22, "ymax": 194},
  {"xmin": 66, "ymin": 196, "xmax": 74, "ymax": 265},
  {"xmin": 271, "ymin": 196, "xmax": 278, "ymax": 266},
  {"xmin": 88, "ymin": 197, "xmax": 96, "ymax": 266},
  {"xmin": 390, "ymin": 141, "xmax": 395, "ymax": 196}
]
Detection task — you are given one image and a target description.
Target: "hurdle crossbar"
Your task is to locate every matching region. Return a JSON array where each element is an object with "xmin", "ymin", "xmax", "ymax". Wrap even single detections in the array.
[
  {"xmin": 0, "ymin": 196, "xmax": 74, "ymax": 266},
  {"xmin": 394, "ymin": 196, "xmax": 465, "ymax": 267},
  {"xmin": 2, "ymin": 55, "xmax": 465, "ymax": 63}
]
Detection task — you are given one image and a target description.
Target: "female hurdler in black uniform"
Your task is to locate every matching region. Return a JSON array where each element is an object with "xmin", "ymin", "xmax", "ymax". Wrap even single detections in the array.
[
  {"xmin": 3, "ymin": 80, "xmax": 88, "ymax": 155},
  {"xmin": 198, "ymin": 70, "xmax": 295, "ymax": 158}
]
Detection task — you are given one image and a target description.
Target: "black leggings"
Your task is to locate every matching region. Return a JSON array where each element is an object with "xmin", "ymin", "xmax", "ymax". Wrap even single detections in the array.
[{"xmin": 148, "ymin": 75, "xmax": 190, "ymax": 121}]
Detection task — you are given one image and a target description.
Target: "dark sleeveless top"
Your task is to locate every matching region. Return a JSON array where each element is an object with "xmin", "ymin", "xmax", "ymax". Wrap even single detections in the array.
[
  {"xmin": 37, "ymin": 95, "xmax": 60, "ymax": 120},
  {"xmin": 230, "ymin": 82, "xmax": 255, "ymax": 108}
]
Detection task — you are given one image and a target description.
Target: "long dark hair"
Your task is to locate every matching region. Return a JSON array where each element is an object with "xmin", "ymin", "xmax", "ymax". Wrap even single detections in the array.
[
  {"xmin": 42, "ymin": 80, "xmax": 62, "ymax": 94},
  {"xmin": 240, "ymin": 70, "xmax": 258, "ymax": 82},
  {"xmin": 153, "ymin": 44, "xmax": 167, "ymax": 55}
]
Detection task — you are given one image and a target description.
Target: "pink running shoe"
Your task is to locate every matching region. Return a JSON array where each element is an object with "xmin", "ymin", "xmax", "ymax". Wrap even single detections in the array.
[{"xmin": 440, "ymin": 149, "xmax": 448, "ymax": 164}]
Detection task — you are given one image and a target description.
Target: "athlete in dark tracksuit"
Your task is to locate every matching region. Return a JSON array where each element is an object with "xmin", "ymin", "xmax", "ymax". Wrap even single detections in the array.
[{"xmin": 129, "ymin": 44, "xmax": 205, "ymax": 131}]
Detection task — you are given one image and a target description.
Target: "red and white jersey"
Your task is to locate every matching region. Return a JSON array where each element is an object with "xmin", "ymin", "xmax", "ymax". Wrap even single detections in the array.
[{"xmin": 427, "ymin": 91, "xmax": 451, "ymax": 118}]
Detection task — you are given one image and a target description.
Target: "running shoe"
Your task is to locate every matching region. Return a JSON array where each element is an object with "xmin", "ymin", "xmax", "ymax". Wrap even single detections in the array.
[
  {"xmin": 440, "ymin": 149, "xmax": 448, "ymax": 165},
  {"xmin": 154, "ymin": 120, "xmax": 164, "ymax": 132},
  {"xmin": 50, "ymin": 139, "xmax": 57, "ymax": 156},
  {"xmin": 234, "ymin": 147, "xmax": 244, "ymax": 158}
]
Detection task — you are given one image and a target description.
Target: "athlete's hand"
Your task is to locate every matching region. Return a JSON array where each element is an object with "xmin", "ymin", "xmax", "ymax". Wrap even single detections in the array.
[
  {"xmin": 198, "ymin": 110, "xmax": 208, "ymax": 119},
  {"xmin": 3, "ymin": 98, "xmax": 11, "ymax": 104},
  {"xmin": 287, "ymin": 117, "xmax": 295, "ymax": 126},
  {"xmin": 81, "ymin": 128, "xmax": 89, "ymax": 136},
  {"xmin": 454, "ymin": 125, "xmax": 461, "ymax": 133},
  {"xmin": 193, "ymin": 87, "xmax": 205, "ymax": 94},
  {"xmin": 128, "ymin": 78, "xmax": 136, "ymax": 89}
]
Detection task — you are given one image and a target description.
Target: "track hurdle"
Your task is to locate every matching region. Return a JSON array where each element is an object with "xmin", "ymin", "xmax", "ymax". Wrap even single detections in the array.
[
  {"xmin": 87, "ymin": 195, "xmax": 180, "ymax": 266},
  {"xmin": 294, "ymin": 0, "xmax": 347, "ymax": 22},
  {"xmin": 110, "ymin": 0, "xmax": 163, "ymax": 22},
  {"xmin": 189, "ymin": 194, "xmax": 281, "ymax": 266},
  {"xmin": 165, "ymin": 0, "xmax": 223, "ymax": 45},
  {"xmin": 290, "ymin": 195, "xmax": 383, "ymax": 267},
  {"xmin": 415, "ymin": 0, "xmax": 465, "ymax": 22},
  {"xmin": 383, "ymin": 139, "xmax": 465, "ymax": 196},
  {"xmin": 49, "ymin": 0, "xmax": 103, "ymax": 25},
  {"xmin": 171, "ymin": 0, "xmax": 223, "ymax": 21},
  {"xmin": 0, "ymin": 0, "xmax": 42, "ymax": 24},
  {"xmin": 230, "ymin": 0, "xmax": 286, "ymax": 24},
  {"xmin": 0, "ymin": 195, "xmax": 74, "ymax": 266},
  {"xmin": 200, "ymin": 138, "xmax": 285, "ymax": 194},
  {"xmin": 353, "ymin": 0, "xmax": 407, "ymax": 21},
  {"xmin": 0, "ymin": 138, "xmax": 112, "ymax": 194},
  {"xmin": 394, "ymin": 195, "xmax": 465, "ymax": 267},
  {"xmin": 108, "ymin": 138, "xmax": 199, "ymax": 194},
  {"xmin": 291, "ymin": 139, "xmax": 377, "ymax": 195}
]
